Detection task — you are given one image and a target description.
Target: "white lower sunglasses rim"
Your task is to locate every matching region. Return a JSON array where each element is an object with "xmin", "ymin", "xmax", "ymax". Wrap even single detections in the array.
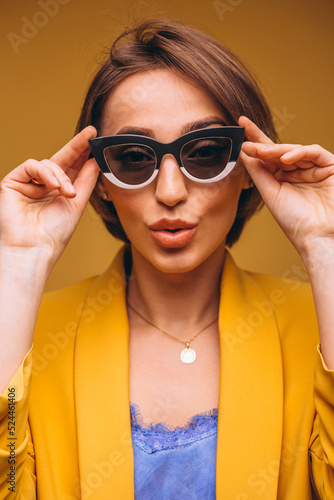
[{"xmin": 102, "ymin": 161, "xmax": 237, "ymax": 190}]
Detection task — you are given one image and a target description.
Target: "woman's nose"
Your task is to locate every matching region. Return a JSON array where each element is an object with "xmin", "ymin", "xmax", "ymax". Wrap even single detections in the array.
[{"xmin": 154, "ymin": 154, "xmax": 188, "ymax": 206}]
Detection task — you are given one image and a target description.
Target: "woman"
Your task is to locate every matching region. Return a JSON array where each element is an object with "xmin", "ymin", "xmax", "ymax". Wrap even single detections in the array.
[{"xmin": 0, "ymin": 18, "xmax": 334, "ymax": 500}]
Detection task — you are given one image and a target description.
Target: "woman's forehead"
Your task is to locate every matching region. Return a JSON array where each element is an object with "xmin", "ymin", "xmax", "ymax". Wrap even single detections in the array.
[{"xmin": 100, "ymin": 68, "xmax": 227, "ymax": 138}]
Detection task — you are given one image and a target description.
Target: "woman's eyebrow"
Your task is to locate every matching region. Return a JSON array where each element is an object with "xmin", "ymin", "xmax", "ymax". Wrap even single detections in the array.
[
  {"xmin": 181, "ymin": 117, "xmax": 227, "ymax": 134},
  {"xmin": 115, "ymin": 127, "xmax": 153, "ymax": 137},
  {"xmin": 114, "ymin": 117, "xmax": 227, "ymax": 137}
]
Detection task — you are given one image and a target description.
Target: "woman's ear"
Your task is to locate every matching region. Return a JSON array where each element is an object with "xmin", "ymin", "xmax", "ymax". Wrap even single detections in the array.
[
  {"xmin": 237, "ymin": 158, "xmax": 253, "ymax": 190},
  {"xmin": 95, "ymin": 174, "xmax": 110, "ymax": 201},
  {"xmin": 243, "ymin": 174, "xmax": 254, "ymax": 189}
]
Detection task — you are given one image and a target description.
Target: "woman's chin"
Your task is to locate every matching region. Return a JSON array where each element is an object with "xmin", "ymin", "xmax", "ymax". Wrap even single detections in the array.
[{"xmin": 132, "ymin": 243, "xmax": 226, "ymax": 277}]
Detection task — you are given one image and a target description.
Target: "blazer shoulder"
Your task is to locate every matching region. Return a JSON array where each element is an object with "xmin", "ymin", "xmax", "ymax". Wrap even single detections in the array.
[
  {"xmin": 247, "ymin": 270, "xmax": 319, "ymax": 344},
  {"xmin": 34, "ymin": 277, "xmax": 97, "ymax": 343},
  {"xmin": 41, "ymin": 276, "xmax": 97, "ymax": 308},
  {"xmin": 248, "ymin": 270, "xmax": 313, "ymax": 304}
]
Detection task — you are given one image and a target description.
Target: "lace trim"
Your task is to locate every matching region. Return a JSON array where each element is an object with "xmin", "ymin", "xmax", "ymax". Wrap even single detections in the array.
[{"xmin": 130, "ymin": 403, "xmax": 218, "ymax": 454}]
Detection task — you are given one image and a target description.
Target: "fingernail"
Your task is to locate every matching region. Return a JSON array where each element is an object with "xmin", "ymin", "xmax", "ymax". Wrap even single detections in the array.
[
  {"xmin": 281, "ymin": 151, "xmax": 294, "ymax": 158},
  {"xmin": 259, "ymin": 144, "xmax": 273, "ymax": 149},
  {"xmin": 66, "ymin": 181, "xmax": 76, "ymax": 194},
  {"xmin": 51, "ymin": 175, "xmax": 60, "ymax": 187}
]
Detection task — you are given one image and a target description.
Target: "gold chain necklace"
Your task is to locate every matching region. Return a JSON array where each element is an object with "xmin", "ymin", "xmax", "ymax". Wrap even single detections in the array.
[{"xmin": 128, "ymin": 302, "xmax": 218, "ymax": 364}]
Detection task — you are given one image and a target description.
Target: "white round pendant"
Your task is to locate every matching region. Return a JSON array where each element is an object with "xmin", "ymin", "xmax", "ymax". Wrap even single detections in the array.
[{"xmin": 180, "ymin": 347, "xmax": 196, "ymax": 363}]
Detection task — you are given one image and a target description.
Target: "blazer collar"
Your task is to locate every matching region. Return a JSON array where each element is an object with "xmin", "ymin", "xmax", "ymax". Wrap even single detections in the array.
[
  {"xmin": 74, "ymin": 247, "xmax": 283, "ymax": 499},
  {"xmin": 216, "ymin": 251, "xmax": 283, "ymax": 498},
  {"xmin": 74, "ymin": 247, "xmax": 134, "ymax": 499}
]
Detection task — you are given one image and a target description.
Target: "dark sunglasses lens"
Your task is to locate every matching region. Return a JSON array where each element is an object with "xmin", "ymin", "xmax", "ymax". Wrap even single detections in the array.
[
  {"xmin": 181, "ymin": 137, "xmax": 232, "ymax": 179},
  {"xmin": 104, "ymin": 144, "xmax": 156, "ymax": 185}
]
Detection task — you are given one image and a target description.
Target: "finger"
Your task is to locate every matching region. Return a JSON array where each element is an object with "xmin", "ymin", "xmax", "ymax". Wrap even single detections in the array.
[
  {"xmin": 34, "ymin": 148, "xmax": 92, "ymax": 192},
  {"xmin": 39, "ymin": 159, "xmax": 77, "ymax": 197},
  {"xmin": 68, "ymin": 158, "xmax": 100, "ymax": 208},
  {"xmin": 242, "ymin": 142, "xmax": 306, "ymax": 171},
  {"xmin": 238, "ymin": 116, "xmax": 274, "ymax": 145},
  {"xmin": 280, "ymin": 144, "xmax": 334, "ymax": 168},
  {"xmin": 7, "ymin": 159, "xmax": 61, "ymax": 188},
  {"xmin": 10, "ymin": 183, "xmax": 60, "ymax": 200},
  {"xmin": 274, "ymin": 165, "xmax": 334, "ymax": 184},
  {"xmin": 2, "ymin": 159, "xmax": 75, "ymax": 200},
  {"xmin": 240, "ymin": 143, "xmax": 284, "ymax": 175},
  {"xmin": 245, "ymin": 143, "xmax": 333, "ymax": 171},
  {"xmin": 7, "ymin": 158, "xmax": 98, "ymax": 205},
  {"xmin": 50, "ymin": 126, "xmax": 97, "ymax": 173},
  {"xmin": 23, "ymin": 158, "xmax": 76, "ymax": 197},
  {"xmin": 242, "ymin": 142, "xmax": 301, "ymax": 158},
  {"xmin": 64, "ymin": 146, "xmax": 91, "ymax": 183},
  {"xmin": 239, "ymin": 150, "xmax": 281, "ymax": 208}
]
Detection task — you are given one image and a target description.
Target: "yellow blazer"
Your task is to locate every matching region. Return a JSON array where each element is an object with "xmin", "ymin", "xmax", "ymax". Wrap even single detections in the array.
[{"xmin": 1, "ymin": 247, "xmax": 334, "ymax": 499}]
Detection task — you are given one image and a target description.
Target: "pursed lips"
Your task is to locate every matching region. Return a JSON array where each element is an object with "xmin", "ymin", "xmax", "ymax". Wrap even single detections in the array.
[{"xmin": 149, "ymin": 218, "xmax": 198, "ymax": 248}]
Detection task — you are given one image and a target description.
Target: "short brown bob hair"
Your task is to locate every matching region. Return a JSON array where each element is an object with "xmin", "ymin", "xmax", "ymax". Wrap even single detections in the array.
[{"xmin": 76, "ymin": 18, "xmax": 278, "ymax": 247}]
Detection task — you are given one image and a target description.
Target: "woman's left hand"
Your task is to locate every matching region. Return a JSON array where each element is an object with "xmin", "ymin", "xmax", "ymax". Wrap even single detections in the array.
[{"xmin": 239, "ymin": 116, "xmax": 334, "ymax": 263}]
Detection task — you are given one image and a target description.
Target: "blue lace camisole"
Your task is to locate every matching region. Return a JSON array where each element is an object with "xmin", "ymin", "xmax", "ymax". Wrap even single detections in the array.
[{"xmin": 130, "ymin": 403, "xmax": 218, "ymax": 499}]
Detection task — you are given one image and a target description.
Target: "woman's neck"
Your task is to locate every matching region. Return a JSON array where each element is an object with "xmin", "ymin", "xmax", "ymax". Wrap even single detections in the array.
[{"xmin": 126, "ymin": 245, "xmax": 225, "ymax": 335}]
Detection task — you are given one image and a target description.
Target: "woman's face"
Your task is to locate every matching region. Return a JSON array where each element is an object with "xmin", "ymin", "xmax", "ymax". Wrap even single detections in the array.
[{"xmin": 99, "ymin": 69, "xmax": 249, "ymax": 275}]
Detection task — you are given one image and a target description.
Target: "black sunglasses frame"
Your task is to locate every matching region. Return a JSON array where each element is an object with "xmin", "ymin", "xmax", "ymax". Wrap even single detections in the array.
[{"xmin": 89, "ymin": 126, "xmax": 245, "ymax": 189}]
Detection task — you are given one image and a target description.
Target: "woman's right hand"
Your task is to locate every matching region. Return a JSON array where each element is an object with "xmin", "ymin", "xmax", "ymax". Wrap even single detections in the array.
[
  {"xmin": 0, "ymin": 126, "xmax": 99, "ymax": 266},
  {"xmin": 0, "ymin": 126, "xmax": 100, "ymax": 392}
]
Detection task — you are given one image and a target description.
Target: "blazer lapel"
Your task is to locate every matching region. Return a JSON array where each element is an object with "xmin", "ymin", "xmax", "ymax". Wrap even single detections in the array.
[
  {"xmin": 73, "ymin": 248, "xmax": 283, "ymax": 499},
  {"xmin": 74, "ymin": 247, "xmax": 134, "ymax": 499},
  {"xmin": 216, "ymin": 252, "xmax": 283, "ymax": 499}
]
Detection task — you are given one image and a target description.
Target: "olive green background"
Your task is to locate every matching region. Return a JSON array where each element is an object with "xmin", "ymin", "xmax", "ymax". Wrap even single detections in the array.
[{"xmin": 1, "ymin": 0, "xmax": 333, "ymax": 291}]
